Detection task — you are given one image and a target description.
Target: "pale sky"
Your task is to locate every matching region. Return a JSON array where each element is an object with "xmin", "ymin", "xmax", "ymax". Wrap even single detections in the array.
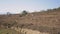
[{"xmin": 0, "ymin": 0, "xmax": 60, "ymax": 14}]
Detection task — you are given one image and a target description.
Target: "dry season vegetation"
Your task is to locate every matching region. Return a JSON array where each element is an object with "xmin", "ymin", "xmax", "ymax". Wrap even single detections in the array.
[{"xmin": 0, "ymin": 7, "xmax": 60, "ymax": 34}]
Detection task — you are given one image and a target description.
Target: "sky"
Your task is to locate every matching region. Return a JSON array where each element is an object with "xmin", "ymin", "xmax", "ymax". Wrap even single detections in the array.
[{"xmin": 0, "ymin": 0, "xmax": 60, "ymax": 14}]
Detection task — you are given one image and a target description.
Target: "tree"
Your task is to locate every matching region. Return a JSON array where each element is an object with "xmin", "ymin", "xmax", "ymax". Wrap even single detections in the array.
[
  {"xmin": 7, "ymin": 12, "xmax": 11, "ymax": 15},
  {"xmin": 22, "ymin": 10, "xmax": 28, "ymax": 16}
]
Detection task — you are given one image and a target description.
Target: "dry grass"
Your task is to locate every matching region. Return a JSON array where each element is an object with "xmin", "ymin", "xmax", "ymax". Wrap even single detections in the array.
[{"xmin": 0, "ymin": 7, "xmax": 60, "ymax": 34}]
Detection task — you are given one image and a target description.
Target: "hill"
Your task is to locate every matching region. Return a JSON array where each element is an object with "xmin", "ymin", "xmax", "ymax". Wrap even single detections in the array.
[{"xmin": 0, "ymin": 7, "xmax": 60, "ymax": 34}]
